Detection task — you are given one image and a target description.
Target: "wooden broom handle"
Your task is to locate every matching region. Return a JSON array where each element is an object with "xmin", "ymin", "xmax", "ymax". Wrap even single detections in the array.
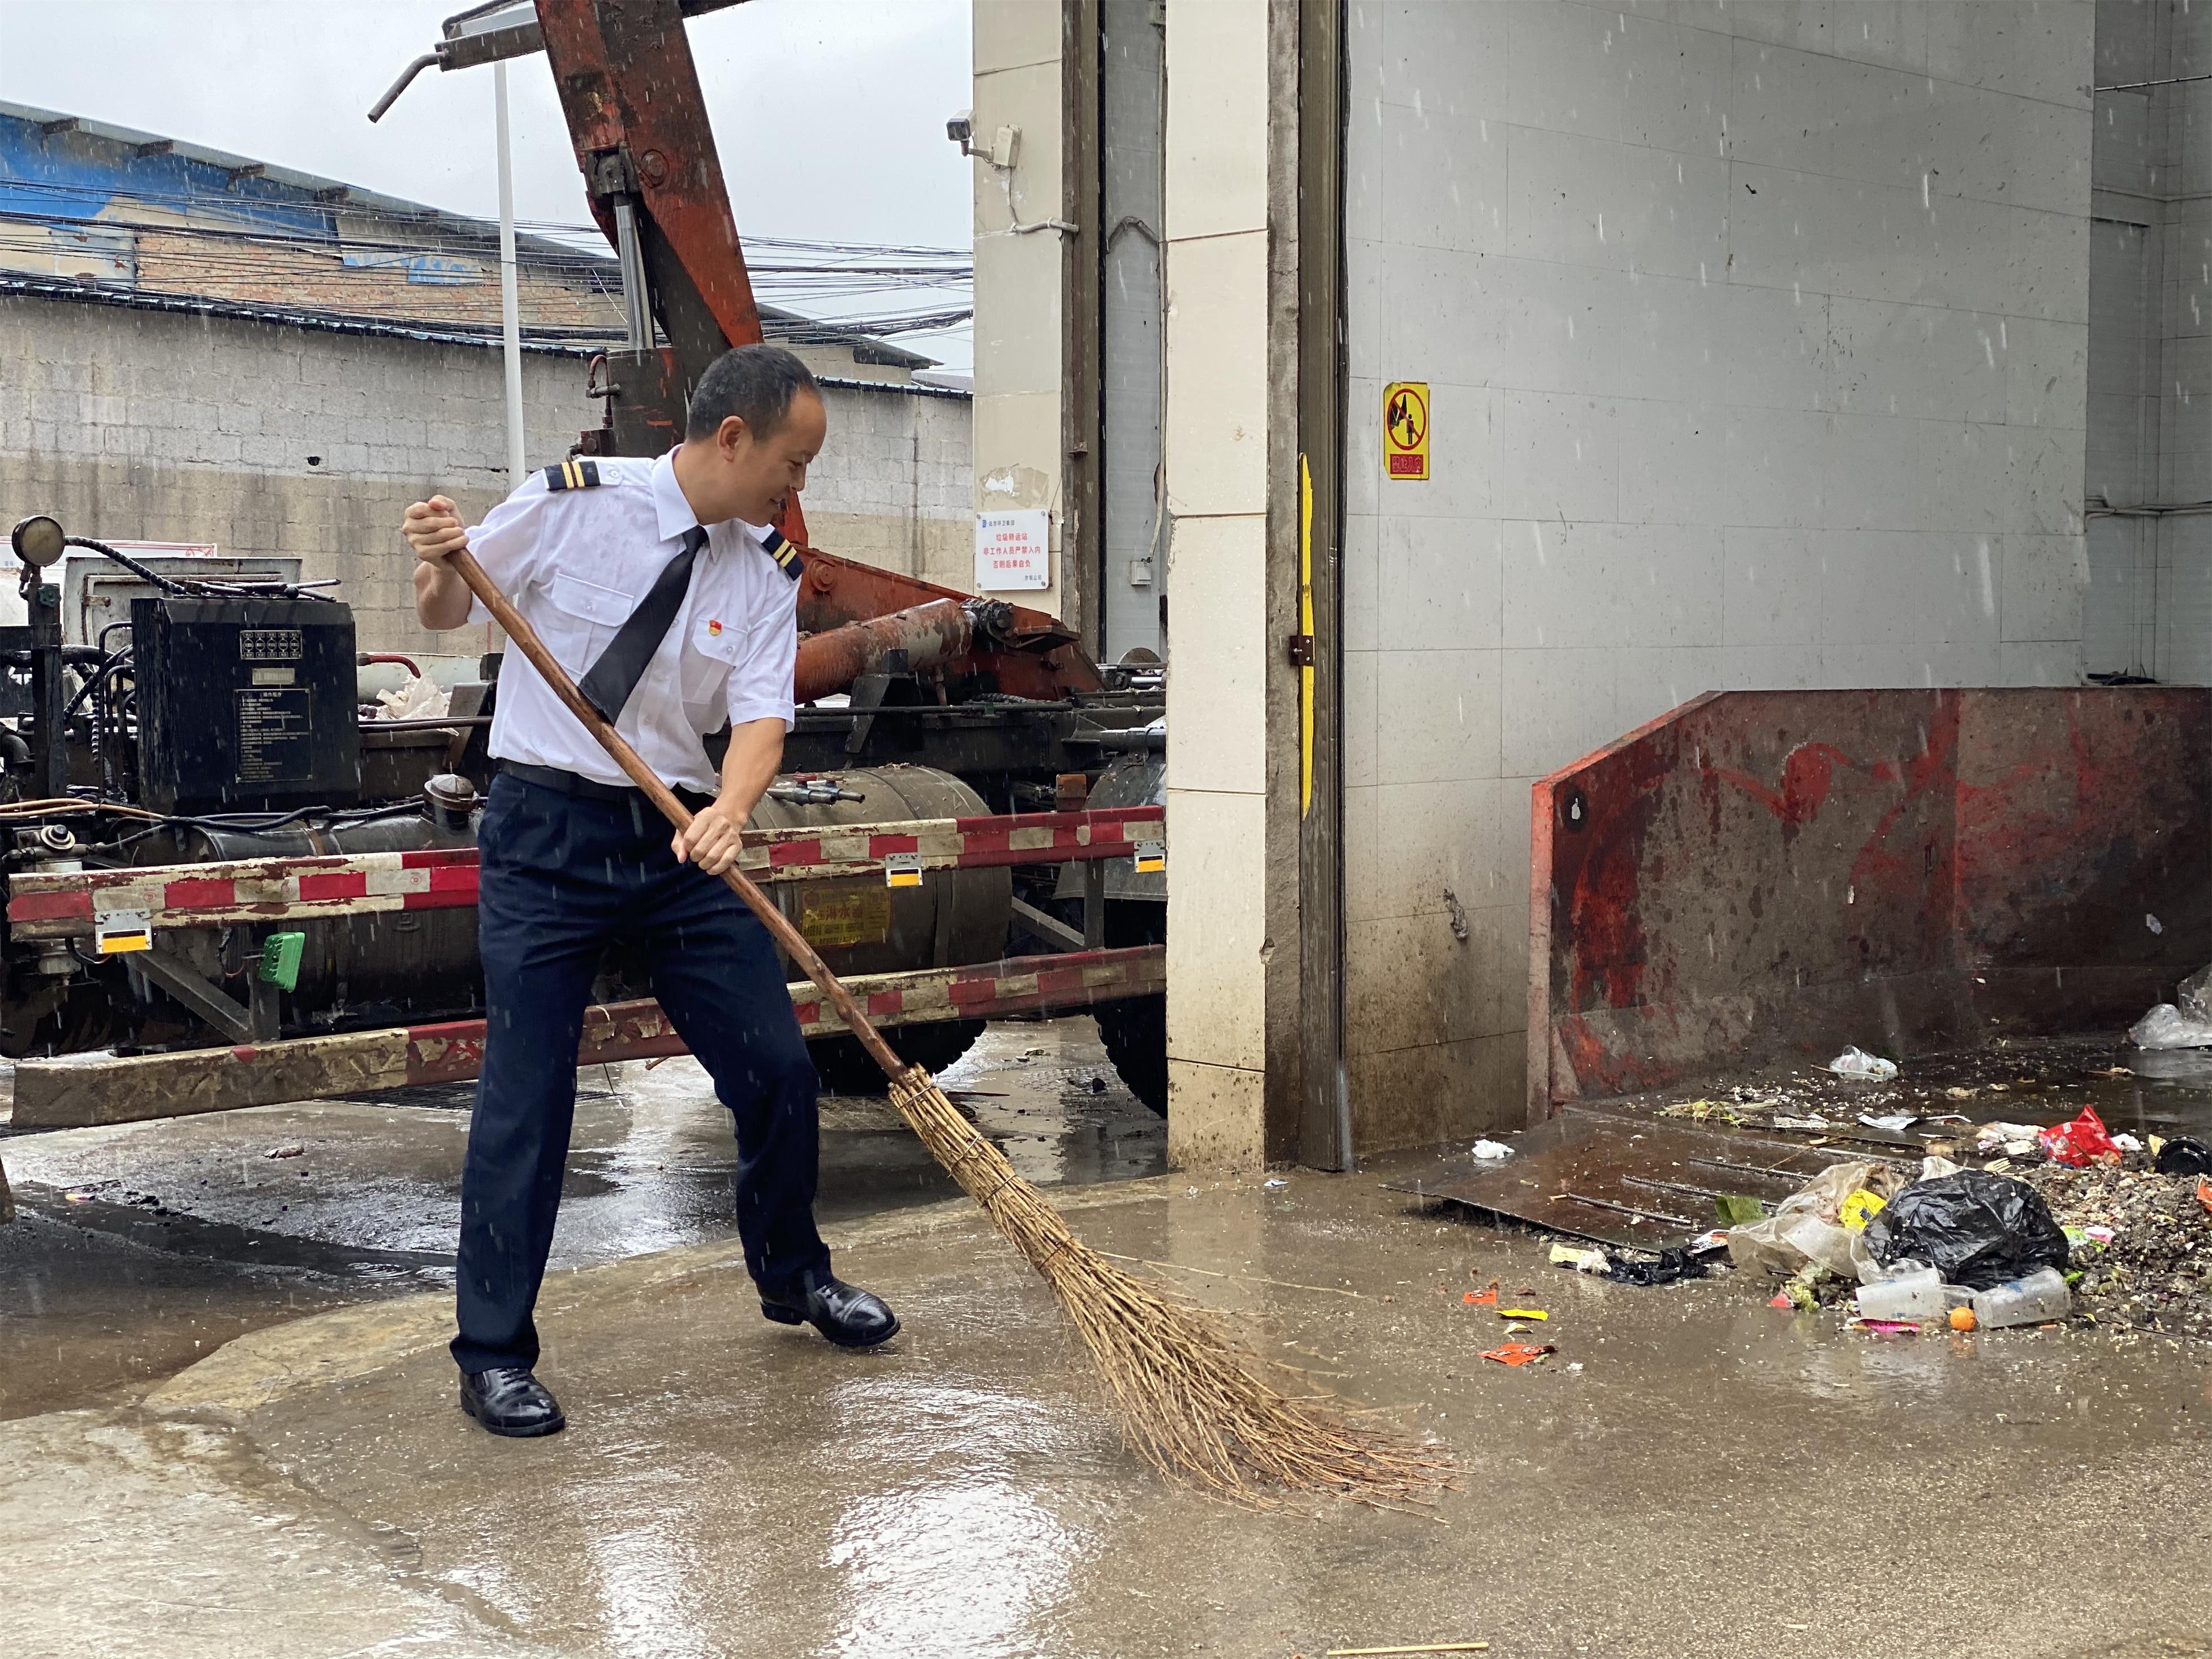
[{"xmin": 447, "ymin": 548, "xmax": 910, "ymax": 1080}]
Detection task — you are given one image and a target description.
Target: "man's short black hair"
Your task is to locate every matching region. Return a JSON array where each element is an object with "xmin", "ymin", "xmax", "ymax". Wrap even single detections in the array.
[{"xmin": 685, "ymin": 343, "xmax": 818, "ymax": 441}]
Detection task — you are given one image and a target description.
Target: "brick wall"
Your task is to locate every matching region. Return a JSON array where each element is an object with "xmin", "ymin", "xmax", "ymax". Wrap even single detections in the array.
[
  {"xmin": 804, "ymin": 381, "xmax": 978, "ymax": 595},
  {"xmin": 130, "ymin": 226, "xmax": 623, "ymax": 337},
  {"xmin": 0, "ymin": 295, "xmax": 972, "ymax": 652}
]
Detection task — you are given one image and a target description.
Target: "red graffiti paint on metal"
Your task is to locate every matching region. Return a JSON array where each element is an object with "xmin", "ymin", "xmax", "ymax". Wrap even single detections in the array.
[
  {"xmin": 1530, "ymin": 690, "xmax": 2212, "ymax": 1119},
  {"xmin": 1702, "ymin": 742, "xmax": 1853, "ymax": 828},
  {"xmin": 1847, "ymin": 696, "xmax": 1960, "ymax": 894}
]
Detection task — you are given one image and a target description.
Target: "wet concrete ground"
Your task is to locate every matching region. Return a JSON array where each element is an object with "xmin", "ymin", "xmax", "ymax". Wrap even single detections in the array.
[
  {"xmin": 13, "ymin": 1032, "xmax": 2212, "ymax": 1656},
  {"xmin": 0, "ymin": 1016, "xmax": 1163, "ymax": 1420},
  {"xmin": 9, "ymin": 1155, "xmax": 2212, "ymax": 1658}
]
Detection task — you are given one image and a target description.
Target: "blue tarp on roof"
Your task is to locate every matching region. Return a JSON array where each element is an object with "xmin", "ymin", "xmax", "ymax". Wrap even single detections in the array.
[{"xmin": 0, "ymin": 107, "xmax": 334, "ymax": 239}]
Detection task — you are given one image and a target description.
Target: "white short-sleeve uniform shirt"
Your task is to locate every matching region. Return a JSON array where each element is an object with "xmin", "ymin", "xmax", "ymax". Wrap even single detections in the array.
[{"xmin": 463, "ymin": 452, "xmax": 798, "ymax": 795}]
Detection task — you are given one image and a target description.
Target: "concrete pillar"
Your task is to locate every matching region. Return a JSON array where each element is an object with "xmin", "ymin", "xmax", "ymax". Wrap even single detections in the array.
[
  {"xmin": 971, "ymin": 2, "xmax": 1086, "ymax": 635},
  {"xmin": 1160, "ymin": 0, "xmax": 1304, "ymax": 1170},
  {"xmin": 1099, "ymin": 0, "xmax": 1167, "ymax": 661}
]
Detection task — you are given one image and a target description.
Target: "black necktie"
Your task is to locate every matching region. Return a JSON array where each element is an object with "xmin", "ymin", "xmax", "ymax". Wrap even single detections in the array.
[{"xmin": 577, "ymin": 525, "xmax": 708, "ymax": 721}]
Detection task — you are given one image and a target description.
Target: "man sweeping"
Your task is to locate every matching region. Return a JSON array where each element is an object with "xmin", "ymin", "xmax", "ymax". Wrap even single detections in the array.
[{"xmin": 402, "ymin": 343, "xmax": 897, "ymax": 1439}]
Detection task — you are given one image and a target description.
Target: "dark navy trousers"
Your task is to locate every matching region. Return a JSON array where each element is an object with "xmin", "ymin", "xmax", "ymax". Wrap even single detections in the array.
[{"xmin": 450, "ymin": 772, "xmax": 831, "ymax": 1375}]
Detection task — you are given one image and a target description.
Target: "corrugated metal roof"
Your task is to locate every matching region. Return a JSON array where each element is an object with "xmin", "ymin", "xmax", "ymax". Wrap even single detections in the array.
[{"xmin": 0, "ymin": 99, "xmax": 940, "ymax": 370}]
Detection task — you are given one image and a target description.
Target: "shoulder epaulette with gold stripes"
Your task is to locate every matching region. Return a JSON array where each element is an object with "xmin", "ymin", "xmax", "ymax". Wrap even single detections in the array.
[
  {"xmin": 542, "ymin": 459, "xmax": 601, "ymax": 492},
  {"xmin": 761, "ymin": 527, "xmax": 804, "ymax": 581}
]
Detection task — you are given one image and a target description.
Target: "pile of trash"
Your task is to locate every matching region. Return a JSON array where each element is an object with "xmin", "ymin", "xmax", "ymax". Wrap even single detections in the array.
[
  {"xmin": 2021, "ymin": 1153, "xmax": 2212, "ymax": 1339},
  {"xmin": 1717, "ymin": 1094, "xmax": 2212, "ymax": 1338},
  {"xmin": 1726, "ymin": 1160, "xmax": 2074, "ymax": 1333}
]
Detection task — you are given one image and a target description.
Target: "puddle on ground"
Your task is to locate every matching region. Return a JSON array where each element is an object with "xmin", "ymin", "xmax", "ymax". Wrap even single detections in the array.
[{"xmin": 0, "ymin": 1016, "xmax": 1164, "ymax": 1420}]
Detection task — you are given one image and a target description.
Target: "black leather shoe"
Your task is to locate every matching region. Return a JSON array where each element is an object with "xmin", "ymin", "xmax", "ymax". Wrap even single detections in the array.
[
  {"xmin": 458, "ymin": 1367, "xmax": 566, "ymax": 1437},
  {"xmin": 760, "ymin": 1272, "xmax": 900, "ymax": 1348}
]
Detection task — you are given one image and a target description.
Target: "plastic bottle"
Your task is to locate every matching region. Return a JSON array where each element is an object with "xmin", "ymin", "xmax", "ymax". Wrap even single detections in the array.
[
  {"xmin": 1862, "ymin": 1256, "xmax": 1931, "ymax": 1282},
  {"xmin": 1968, "ymin": 1266, "xmax": 2071, "ymax": 1330},
  {"xmin": 1854, "ymin": 1265, "xmax": 1946, "ymax": 1322}
]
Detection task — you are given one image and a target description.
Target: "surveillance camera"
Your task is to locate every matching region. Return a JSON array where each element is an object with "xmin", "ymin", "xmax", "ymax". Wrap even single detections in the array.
[{"xmin": 946, "ymin": 110, "xmax": 973, "ymax": 153}]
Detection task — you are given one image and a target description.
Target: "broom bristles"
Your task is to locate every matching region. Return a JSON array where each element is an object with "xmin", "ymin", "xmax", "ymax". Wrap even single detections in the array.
[{"xmin": 887, "ymin": 1065, "xmax": 1455, "ymax": 1506}]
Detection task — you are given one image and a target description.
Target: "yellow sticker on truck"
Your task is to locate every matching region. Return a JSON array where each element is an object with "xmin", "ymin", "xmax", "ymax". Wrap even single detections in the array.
[
  {"xmin": 94, "ymin": 909, "xmax": 152, "ymax": 954},
  {"xmin": 798, "ymin": 883, "xmax": 894, "ymax": 948}
]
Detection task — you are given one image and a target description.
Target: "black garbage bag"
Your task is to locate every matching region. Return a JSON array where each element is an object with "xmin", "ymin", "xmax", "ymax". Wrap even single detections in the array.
[
  {"xmin": 1865, "ymin": 1170, "xmax": 2069, "ymax": 1290},
  {"xmin": 2157, "ymin": 1136, "xmax": 2212, "ymax": 1177}
]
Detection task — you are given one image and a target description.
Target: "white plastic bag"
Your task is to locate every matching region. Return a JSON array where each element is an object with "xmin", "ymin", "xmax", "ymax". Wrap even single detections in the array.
[
  {"xmin": 2130, "ymin": 964, "xmax": 2212, "ymax": 1049},
  {"xmin": 376, "ymin": 674, "xmax": 451, "ymax": 721},
  {"xmin": 1471, "ymin": 1139, "xmax": 1512, "ymax": 1161},
  {"xmin": 2180, "ymin": 962, "xmax": 2212, "ymax": 1016},
  {"xmin": 2130, "ymin": 1002, "xmax": 2212, "ymax": 1050},
  {"xmin": 1726, "ymin": 1160, "xmax": 1908, "ymax": 1284},
  {"xmin": 1828, "ymin": 1046, "xmax": 1899, "ymax": 1081}
]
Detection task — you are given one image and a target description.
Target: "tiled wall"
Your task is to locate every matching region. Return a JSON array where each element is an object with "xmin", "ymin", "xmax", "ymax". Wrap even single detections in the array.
[
  {"xmin": 2086, "ymin": 0, "xmax": 2171, "ymax": 680},
  {"xmin": 2148, "ymin": 0, "xmax": 2212, "ymax": 682},
  {"xmin": 1341, "ymin": 0, "xmax": 2096, "ymax": 1147},
  {"xmin": 2087, "ymin": 0, "xmax": 2212, "ymax": 683},
  {"xmin": 1100, "ymin": 0, "xmax": 1167, "ymax": 662}
]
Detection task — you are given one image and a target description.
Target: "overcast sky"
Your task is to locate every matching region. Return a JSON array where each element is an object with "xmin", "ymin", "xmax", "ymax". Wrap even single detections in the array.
[{"xmin": 0, "ymin": 0, "xmax": 975, "ymax": 367}]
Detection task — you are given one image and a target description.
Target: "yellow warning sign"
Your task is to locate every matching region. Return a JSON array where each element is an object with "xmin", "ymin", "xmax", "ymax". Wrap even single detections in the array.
[{"xmin": 1383, "ymin": 382, "xmax": 1430, "ymax": 481}]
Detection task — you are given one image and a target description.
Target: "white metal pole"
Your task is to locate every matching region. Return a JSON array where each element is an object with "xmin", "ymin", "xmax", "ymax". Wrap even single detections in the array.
[{"xmin": 495, "ymin": 61, "xmax": 525, "ymax": 485}]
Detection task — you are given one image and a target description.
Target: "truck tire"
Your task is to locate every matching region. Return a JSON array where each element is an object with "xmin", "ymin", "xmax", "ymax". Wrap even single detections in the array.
[
  {"xmin": 1096, "ymin": 994, "xmax": 1167, "ymax": 1116},
  {"xmin": 808, "ymin": 1018, "xmax": 985, "ymax": 1096}
]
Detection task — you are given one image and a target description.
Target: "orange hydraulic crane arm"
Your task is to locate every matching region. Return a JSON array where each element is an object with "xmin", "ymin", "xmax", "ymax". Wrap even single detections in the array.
[
  {"xmin": 530, "ymin": 0, "xmax": 1102, "ymax": 696},
  {"xmin": 537, "ymin": 1, "xmax": 766, "ymax": 353},
  {"xmin": 532, "ymin": 0, "xmax": 801, "ymax": 537},
  {"xmin": 375, "ymin": 0, "xmax": 1106, "ymax": 700}
]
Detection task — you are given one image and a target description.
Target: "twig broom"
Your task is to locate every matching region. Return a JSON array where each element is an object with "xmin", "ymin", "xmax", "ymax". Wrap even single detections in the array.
[{"xmin": 450, "ymin": 548, "xmax": 1453, "ymax": 1506}]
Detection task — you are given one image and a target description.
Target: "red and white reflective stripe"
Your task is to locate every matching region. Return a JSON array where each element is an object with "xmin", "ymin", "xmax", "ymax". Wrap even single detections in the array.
[
  {"xmin": 5, "ymin": 945, "xmax": 1168, "ymax": 1129},
  {"xmin": 5, "ymin": 807, "xmax": 1166, "ymax": 938},
  {"xmin": 785, "ymin": 943, "xmax": 1164, "ymax": 1037},
  {"xmin": 413, "ymin": 946, "xmax": 1166, "ymax": 1083},
  {"xmin": 739, "ymin": 804, "xmax": 1165, "ymax": 881},
  {"xmin": 7, "ymin": 848, "xmax": 481, "ymax": 939}
]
